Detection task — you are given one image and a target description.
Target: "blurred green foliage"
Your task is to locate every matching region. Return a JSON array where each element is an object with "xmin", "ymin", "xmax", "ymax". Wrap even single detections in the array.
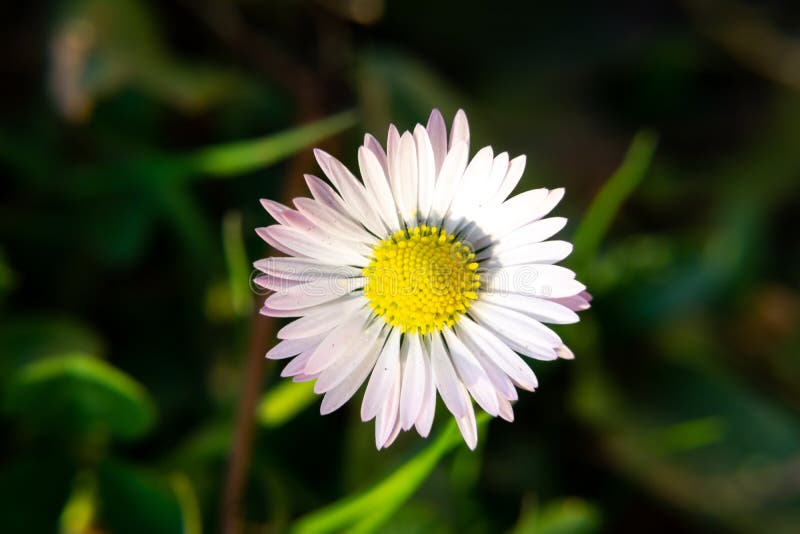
[{"xmin": 2, "ymin": 0, "xmax": 800, "ymax": 533}]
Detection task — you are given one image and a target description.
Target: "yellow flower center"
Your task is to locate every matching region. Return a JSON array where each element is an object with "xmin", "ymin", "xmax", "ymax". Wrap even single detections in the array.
[{"xmin": 363, "ymin": 225, "xmax": 481, "ymax": 334}]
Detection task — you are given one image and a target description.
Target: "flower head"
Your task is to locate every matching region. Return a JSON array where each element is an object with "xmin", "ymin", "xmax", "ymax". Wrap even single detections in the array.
[{"xmin": 255, "ymin": 109, "xmax": 590, "ymax": 449}]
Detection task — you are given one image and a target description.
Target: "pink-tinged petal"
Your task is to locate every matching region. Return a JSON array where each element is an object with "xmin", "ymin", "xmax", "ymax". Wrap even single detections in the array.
[
  {"xmin": 549, "ymin": 291, "xmax": 592, "ymax": 311},
  {"xmin": 361, "ymin": 328, "xmax": 401, "ymax": 421},
  {"xmin": 426, "ymin": 109, "xmax": 448, "ymax": 175},
  {"xmin": 449, "ymin": 109, "xmax": 470, "ymax": 152},
  {"xmin": 430, "ymin": 332, "xmax": 467, "ymax": 419},
  {"xmin": 259, "ymin": 304, "xmax": 306, "ymax": 318},
  {"xmin": 456, "ymin": 317, "xmax": 538, "ymax": 391},
  {"xmin": 261, "ymin": 225, "xmax": 369, "ymax": 266},
  {"xmin": 364, "ymin": 133, "xmax": 389, "ymax": 175},
  {"xmin": 281, "ymin": 350, "xmax": 313, "ymax": 377},
  {"xmin": 254, "ymin": 274, "xmax": 303, "ymax": 292},
  {"xmin": 277, "ymin": 297, "xmax": 364, "ymax": 339},
  {"xmin": 399, "ymin": 333, "xmax": 425, "ymax": 430},
  {"xmin": 314, "ymin": 148, "xmax": 386, "ymax": 236},
  {"xmin": 304, "ymin": 174, "xmax": 348, "ymax": 213},
  {"xmin": 304, "ymin": 309, "xmax": 370, "ymax": 375},
  {"xmin": 294, "ymin": 197, "xmax": 376, "ymax": 244},
  {"xmin": 319, "ymin": 327, "xmax": 386, "ymax": 414},
  {"xmin": 414, "ymin": 339, "xmax": 436, "ymax": 437},
  {"xmin": 260, "ymin": 199, "xmax": 294, "ymax": 225},
  {"xmin": 381, "ymin": 419, "xmax": 403, "ymax": 449},
  {"xmin": 442, "ymin": 327, "xmax": 500, "ymax": 416},
  {"xmin": 497, "ymin": 396, "xmax": 515, "ymax": 422},
  {"xmin": 556, "ymin": 345, "xmax": 575, "ymax": 360},
  {"xmin": 266, "ymin": 334, "xmax": 326, "ymax": 360},
  {"xmin": 315, "ymin": 320, "xmax": 385, "ymax": 394},
  {"xmin": 281, "ymin": 210, "xmax": 373, "ymax": 257},
  {"xmin": 480, "ymin": 292, "xmax": 579, "ymax": 325},
  {"xmin": 358, "ymin": 145, "xmax": 401, "ymax": 231},
  {"xmin": 256, "ymin": 227, "xmax": 302, "ymax": 257}
]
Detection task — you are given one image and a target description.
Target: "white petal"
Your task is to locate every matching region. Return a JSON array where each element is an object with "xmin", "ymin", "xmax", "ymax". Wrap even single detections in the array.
[
  {"xmin": 430, "ymin": 332, "xmax": 467, "ymax": 418},
  {"xmin": 426, "ymin": 109, "xmax": 448, "ymax": 175},
  {"xmin": 314, "ymin": 149, "xmax": 386, "ymax": 236},
  {"xmin": 266, "ymin": 333, "xmax": 326, "ymax": 360},
  {"xmin": 375, "ymin": 362, "xmax": 401, "ymax": 448},
  {"xmin": 449, "ymin": 146, "xmax": 494, "ymax": 221},
  {"xmin": 469, "ymin": 300, "xmax": 560, "ymax": 360},
  {"xmin": 454, "ymin": 386, "xmax": 478, "ymax": 450},
  {"xmin": 277, "ymin": 297, "xmax": 365, "ymax": 339},
  {"xmin": 304, "ymin": 309, "xmax": 370, "ymax": 375},
  {"xmin": 389, "ymin": 131, "xmax": 418, "ymax": 225},
  {"xmin": 256, "ymin": 227, "xmax": 302, "ymax": 257},
  {"xmin": 382, "ymin": 419, "xmax": 403, "ymax": 449},
  {"xmin": 480, "ymin": 292, "xmax": 579, "ymax": 324},
  {"xmin": 430, "ymin": 141, "xmax": 468, "ymax": 226},
  {"xmin": 361, "ymin": 328, "xmax": 401, "ymax": 421},
  {"xmin": 463, "ymin": 337, "xmax": 518, "ymax": 401},
  {"xmin": 254, "ymin": 257, "xmax": 363, "ymax": 281},
  {"xmin": 281, "ymin": 207, "xmax": 373, "ymax": 257},
  {"xmin": 456, "ymin": 317, "xmax": 538, "ymax": 391},
  {"xmin": 414, "ymin": 339, "xmax": 436, "ymax": 437},
  {"xmin": 486, "ymin": 241, "xmax": 574, "ymax": 268},
  {"xmin": 449, "ymin": 109, "xmax": 470, "ymax": 152},
  {"xmin": 481, "ymin": 264, "xmax": 585, "ymax": 299},
  {"xmin": 414, "ymin": 124, "xmax": 437, "ymax": 221},
  {"xmin": 265, "ymin": 277, "xmax": 366, "ymax": 311},
  {"xmin": 399, "ymin": 333, "xmax": 425, "ymax": 430},
  {"xmin": 490, "ymin": 154, "xmax": 526, "ymax": 206},
  {"xmin": 442, "ymin": 327, "xmax": 500, "ymax": 416},
  {"xmin": 358, "ymin": 145, "xmax": 401, "ymax": 232},
  {"xmin": 479, "ymin": 217, "xmax": 568, "ymax": 258},
  {"xmin": 315, "ymin": 320, "xmax": 385, "ymax": 394},
  {"xmin": 476, "ymin": 152, "xmax": 510, "ymax": 209}
]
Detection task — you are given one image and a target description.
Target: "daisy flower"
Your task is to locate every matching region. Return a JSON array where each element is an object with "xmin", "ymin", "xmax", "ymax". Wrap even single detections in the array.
[{"xmin": 254, "ymin": 109, "xmax": 590, "ymax": 449}]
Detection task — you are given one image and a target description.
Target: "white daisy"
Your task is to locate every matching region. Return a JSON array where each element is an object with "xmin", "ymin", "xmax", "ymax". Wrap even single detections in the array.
[{"xmin": 254, "ymin": 109, "xmax": 590, "ymax": 450}]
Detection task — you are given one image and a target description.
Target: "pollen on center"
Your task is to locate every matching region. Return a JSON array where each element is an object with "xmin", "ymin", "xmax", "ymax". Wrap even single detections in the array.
[{"xmin": 362, "ymin": 225, "xmax": 481, "ymax": 334}]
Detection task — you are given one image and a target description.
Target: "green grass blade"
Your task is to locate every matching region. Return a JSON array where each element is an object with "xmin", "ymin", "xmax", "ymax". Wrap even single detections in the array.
[
  {"xmin": 257, "ymin": 381, "xmax": 317, "ymax": 428},
  {"xmin": 181, "ymin": 110, "xmax": 358, "ymax": 179},
  {"xmin": 222, "ymin": 211, "xmax": 252, "ymax": 318},
  {"xmin": 570, "ymin": 130, "xmax": 658, "ymax": 271},
  {"xmin": 290, "ymin": 414, "xmax": 489, "ymax": 534}
]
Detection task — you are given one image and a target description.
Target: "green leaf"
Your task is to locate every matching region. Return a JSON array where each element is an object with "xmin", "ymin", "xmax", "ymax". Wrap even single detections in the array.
[
  {"xmin": 257, "ymin": 381, "xmax": 317, "ymax": 428},
  {"xmin": 4, "ymin": 353, "xmax": 156, "ymax": 440},
  {"xmin": 97, "ymin": 459, "xmax": 183, "ymax": 534},
  {"xmin": 290, "ymin": 414, "xmax": 489, "ymax": 534},
  {"xmin": 179, "ymin": 110, "xmax": 358, "ymax": 179},
  {"xmin": 570, "ymin": 130, "xmax": 658, "ymax": 271},
  {"xmin": 0, "ymin": 317, "xmax": 104, "ymax": 386}
]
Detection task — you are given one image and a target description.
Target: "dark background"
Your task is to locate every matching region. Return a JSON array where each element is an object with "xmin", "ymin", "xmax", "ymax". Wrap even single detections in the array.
[{"xmin": 1, "ymin": 1, "xmax": 799, "ymax": 533}]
